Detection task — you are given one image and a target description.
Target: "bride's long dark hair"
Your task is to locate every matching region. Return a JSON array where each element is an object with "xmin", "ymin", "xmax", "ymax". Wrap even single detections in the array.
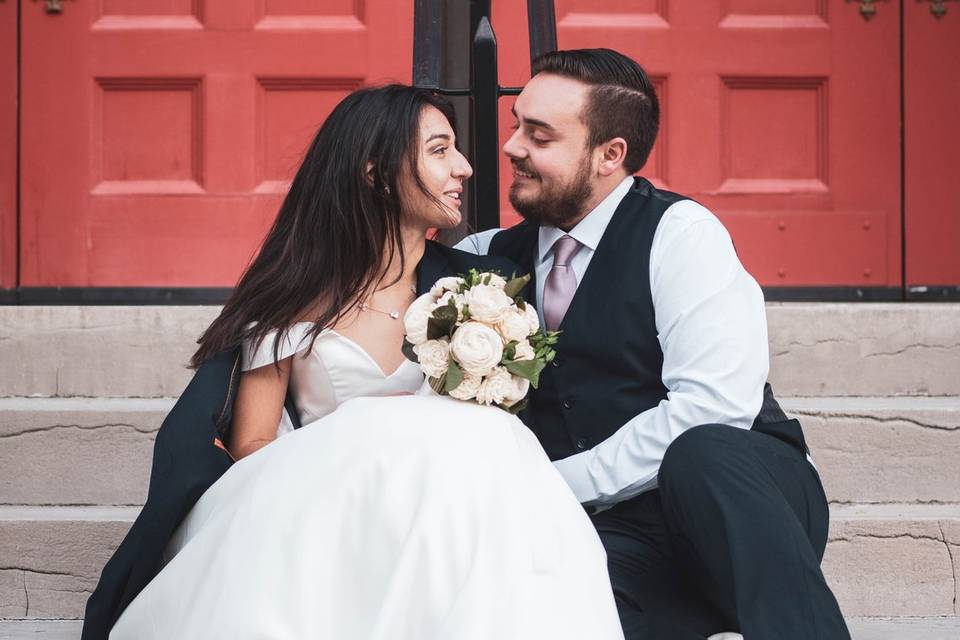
[{"xmin": 191, "ymin": 85, "xmax": 456, "ymax": 368}]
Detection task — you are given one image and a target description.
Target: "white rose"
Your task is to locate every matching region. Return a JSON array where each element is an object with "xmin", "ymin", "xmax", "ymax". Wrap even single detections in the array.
[
  {"xmin": 496, "ymin": 308, "xmax": 531, "ymax": 343},
  {"xmin": 464, "ymin": 284, "xmax": 513, "ymax": 324},
  {"xmin": 413, "ymin": 339, "xmax": 450, "ymax": 379},
  {"xmin": 430, "ymin": 276, "xmax": 463, "ymax": 299},
  {"xmin": 449, "ymin": 373, "xmax": 482, "ymax": 401},
  {"xmin": 512, "ymin": 340, "xmax": 535, "ymax": 361},
  {"xmin": 432, "ymin": 291, "xmax": 466, "ymax": 317},
  {"xmin": 484, "ymin": 272, "xmax": 507, "ymax": 288},
  {"xmin": 501, "ymin": 374, "xmax": 530, "ymax": 408},
  {"xmin": 403, "ymin": 292, "xmax": 436, "ymax": 345},
  {"xmin": 521, "ymin": 303, "xmax": 540, "ymax": 334},
  {"xmin": 475, "ymin": 367, "xmax": 514, "ymax": 405},
  {"xmin": 450, "ymin": 321, "xmax": 504, "ymax": 377},
  {"xmin": 476, "ymin": 368, "xmax": 530, "ymax": 406}
]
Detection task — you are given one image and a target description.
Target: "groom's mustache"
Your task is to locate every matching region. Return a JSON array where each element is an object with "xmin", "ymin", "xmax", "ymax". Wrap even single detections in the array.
[{"xmin": 510, "ymin": 160, "xmax": 540, "ymax": 179}]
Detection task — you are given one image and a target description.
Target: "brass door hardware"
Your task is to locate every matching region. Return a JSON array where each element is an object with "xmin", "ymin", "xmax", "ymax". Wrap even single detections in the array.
[
  {"xmin": 920, "ymin": 0, "xmax": 959, "ymax": 18},
  {"xmin": 34, "ymin": 0, "xmax": 74, "ymax": 14},
  {"xmin": 847, "ymin": 0, "xmax": 889, "ymax": 20}
]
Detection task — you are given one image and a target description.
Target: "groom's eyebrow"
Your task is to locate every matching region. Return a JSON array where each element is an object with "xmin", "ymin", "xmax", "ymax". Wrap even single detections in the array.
[{"xmin": 510, "ymin": 106, "xmax": 555, "ymax": 132}]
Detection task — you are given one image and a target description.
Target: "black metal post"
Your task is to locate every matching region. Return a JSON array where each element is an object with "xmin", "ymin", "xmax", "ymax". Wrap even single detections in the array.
[
  {"xmin": 470, "ymin": 6, "xmax": 501, "ymax": 232},
  {"xmin": 527, "ymin": 0, "xmax": 557, "ymax": 69},
  {"xmin": 412, "ymin": 0, "xmax": 444, "ymax": 89}
]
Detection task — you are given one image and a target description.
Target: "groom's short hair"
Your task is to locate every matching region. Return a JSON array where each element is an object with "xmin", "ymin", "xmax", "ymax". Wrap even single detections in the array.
[{"xmin": 532, "ymin": 48, "xmax": 659, "ymax": 174}]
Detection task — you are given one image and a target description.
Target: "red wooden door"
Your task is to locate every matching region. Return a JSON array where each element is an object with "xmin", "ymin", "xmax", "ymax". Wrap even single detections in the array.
[
  {"xmin": 495, "ymin": 0, "xmax": 902, "ymax": 292},
  {"xmin": 0, "ymin": 0, "xmax": 16, "ymax": 291},
  {"xmin": 905, "ymin": 0, "xmax": 960, "ymax": 296},
  {"xmin": 20, "ymin": 0, "xmax": 412, "ymax": 287}
]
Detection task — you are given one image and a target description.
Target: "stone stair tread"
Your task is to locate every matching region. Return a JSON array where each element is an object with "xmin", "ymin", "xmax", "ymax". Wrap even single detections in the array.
[
  {"xmin": 782, "ymin": 396, "xmax": 960, "ymax": 411},
  {"xmin": 1, "ymin": 618, "xmax": 959, "ymax": 639}
]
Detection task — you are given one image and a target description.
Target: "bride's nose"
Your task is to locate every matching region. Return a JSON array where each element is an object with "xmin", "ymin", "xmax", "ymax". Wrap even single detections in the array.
[{"xmin": 452, "ymin": 150, "xmax": 473, "ymax": 180}]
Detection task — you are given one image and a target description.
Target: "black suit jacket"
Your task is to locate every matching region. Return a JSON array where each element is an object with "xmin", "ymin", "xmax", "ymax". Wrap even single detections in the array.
[{"xmin": 80, "ymin": 240, "xmax": 517, "ymax": 640}]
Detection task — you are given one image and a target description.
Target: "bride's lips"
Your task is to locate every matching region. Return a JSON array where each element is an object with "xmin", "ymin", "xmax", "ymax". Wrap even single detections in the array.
[{"xmin": 442, "ymin": 189, "xmax": 462, "ymax": 208}]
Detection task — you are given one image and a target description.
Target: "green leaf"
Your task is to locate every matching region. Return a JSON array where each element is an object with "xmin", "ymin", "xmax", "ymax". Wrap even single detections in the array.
[
  {"xmin": 444, "ymin": 358, "xmax": 465, "ymax": 393},
  {"xmin": 427, "ymin": 304, "xmax": 458, "ymax": 340},
  {"xmin": 501, "ymin": 340, "xmax": 518, "ymax": 363},
  {"xmin": 502, "ymin": 398, "xmax": 528, "ymax": 415},
  {"xmin": 503, "ymin": 273, "xmax": 531, "ymax": 299},
  {"xmin": 401, "ymin": 338, "xmax": 419, "ymax": 363},
  {"xmin": 503, "ymin": 358, "xmax": 547, "ymax": 389}
]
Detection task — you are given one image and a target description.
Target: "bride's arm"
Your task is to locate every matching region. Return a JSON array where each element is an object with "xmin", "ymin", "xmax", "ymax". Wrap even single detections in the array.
[{"xmin": 229, "ymin": 357, "xmax": 293, "ymax": 460}]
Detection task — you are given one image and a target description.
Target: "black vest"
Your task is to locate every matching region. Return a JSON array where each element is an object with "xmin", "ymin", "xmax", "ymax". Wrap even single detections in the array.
[
  {"xmin": 489, "ymin": 178, "xmax": 678, "ymax": 460},
  {"xmin": 488, "ymin": 178, "xmax": 804, "ymax": 463}
]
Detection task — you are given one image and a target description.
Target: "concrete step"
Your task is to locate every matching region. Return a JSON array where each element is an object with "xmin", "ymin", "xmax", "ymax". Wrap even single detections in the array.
[
  {"xmin": 3, "ymin": 396, "xmax": 957, "ymax": 507},
  {"xmin": 2, "ymin": 304, "xmax": 958, "ymax": 399},
  {"xmin": 823, "ymin": 504, "xmax": 960, "ymax": 618},
  {"xmin": 0, "ymin": 398, "xmax": 169, "ymax": 506},
  {"xmin": 782, "ymin": 397, "xmax": 960, "ymax": 504},
  {"xmin": 1, "ymin": 504, "xmax": 957, "ymax": 620},
  {"xmin": 1, "ymin": 619, "xmax": 959, "ymax": 640}
]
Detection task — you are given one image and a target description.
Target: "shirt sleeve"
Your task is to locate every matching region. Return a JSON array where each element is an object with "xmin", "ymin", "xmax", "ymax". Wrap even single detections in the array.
[
  {"xmin": 552, "ymin": 202, "xmax": 770, "ymax": 506},
  {"xmin": 453, "ymin": 228, "xmax": 502, "ymax": 255}
]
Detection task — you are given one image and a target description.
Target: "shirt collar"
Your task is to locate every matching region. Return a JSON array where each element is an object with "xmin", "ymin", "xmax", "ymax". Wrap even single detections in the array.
[{"xmin": 538, "ymin": 175, "xmax": 635, "ymax": 264}]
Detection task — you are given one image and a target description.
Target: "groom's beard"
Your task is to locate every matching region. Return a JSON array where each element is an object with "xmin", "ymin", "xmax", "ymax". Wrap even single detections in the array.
[{"xmin": 508, "ymin": 157, "xmax": 593, "ymax": 229}]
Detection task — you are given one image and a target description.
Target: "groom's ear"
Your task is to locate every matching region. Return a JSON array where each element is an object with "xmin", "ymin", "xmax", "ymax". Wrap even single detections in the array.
[{"xmin": 596, "ymin": 138, "xmax": 628, "ymax": 177}]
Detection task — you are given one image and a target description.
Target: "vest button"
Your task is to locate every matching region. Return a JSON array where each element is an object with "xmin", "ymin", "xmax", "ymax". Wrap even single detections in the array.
[
  {"xmin": 562, "ymin": 398, "xmax": 574, "ymax": 409},
  {"xmin": 576, "ymin": 438, "xmax": 588, "ymax": 450}
]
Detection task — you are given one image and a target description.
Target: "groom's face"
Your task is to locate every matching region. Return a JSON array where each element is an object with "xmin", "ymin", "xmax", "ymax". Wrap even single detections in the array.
[{"xmin": 503, "ymin": 73, "xmax": 595, "ymax": 229}]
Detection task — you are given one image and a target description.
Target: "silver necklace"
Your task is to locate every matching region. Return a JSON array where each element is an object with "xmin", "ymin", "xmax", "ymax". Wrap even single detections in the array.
[{"xmin": 359, "ymin": 285, "xmax": 416, "ymax": 320}]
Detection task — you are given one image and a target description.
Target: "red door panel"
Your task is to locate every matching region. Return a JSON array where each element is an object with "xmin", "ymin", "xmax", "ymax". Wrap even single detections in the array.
[
  {"xmin": 0, "ymin": 0, "xmax": 16, "ymax": 290},
  {"xmin": 905, "ymin": 0, "xmax": 960, "ymax": 292},
  {"xmin": 494, "ymin": 0, "xmax": 902, "ymax": 289},
  {"xmin": 20, "ymin": 0, "xmax": 412, "ymax": 287}
]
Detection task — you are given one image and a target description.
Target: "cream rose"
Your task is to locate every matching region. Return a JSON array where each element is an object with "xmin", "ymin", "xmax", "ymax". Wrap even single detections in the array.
[
  {"xmin": 475, "ymin": 367, "xmax": 513, "ymax": 405},
  {"xmin": 476, "ymin": 367, "xmax": 529, "ymax": 406},
  {"xmin": 432, "ymin": 291, "xmax": 466, "ymax": 316},
  {"xmin": 403, "ymin": 292, "xmax": 435, "ymax": 345},
  {"xmin": 449, "ymin": 373, "xmax": 482, "ymax": 401},
  {"xmin": 464, "ymin": 284, "xmax": 513, "ymax": 324},
  {"xmin": 521, "ymin": 302, "xmax": 540, "ymax": 334},
  {"xmin": 413, "ymin": 339, "xmax": 450, "ymax": 379},
  {"xmin": 430, "ymin": 276, "xmax": 463, "ymax": 299},
  {"xmin": 496, "ymin": 309, "xmax": 530, "ymax": 343},
  {"xmin": 501, "ymin": 374, "xmax": 530, "ymax": 408},
  {"xmin": 450, "ymin": 321, "xmax": 504, "ymax": 377},
  {"xmin": 484, "ymin": 273, "xmax": 507, "ymax": 288},
  {"xmin": 512, "ymin": 340, "xmax": 535, "ymax": 361}
]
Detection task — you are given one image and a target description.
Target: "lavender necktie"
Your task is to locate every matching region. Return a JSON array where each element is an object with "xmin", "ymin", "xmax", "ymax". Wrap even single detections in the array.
[{"xmin": 543, "ymin": 235, "xmax": 583, "ymax": 331}]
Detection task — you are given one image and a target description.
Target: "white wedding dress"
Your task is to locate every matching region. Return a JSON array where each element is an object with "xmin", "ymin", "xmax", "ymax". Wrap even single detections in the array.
[{"xmin": 110, "ymin": 323, "xmax": 624, "ymax": 640}]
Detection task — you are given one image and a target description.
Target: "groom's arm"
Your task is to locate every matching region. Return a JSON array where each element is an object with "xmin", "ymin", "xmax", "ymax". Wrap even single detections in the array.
[{"xmin": 553, "ymin": 200, "xmax": 770, "ymax": 507}]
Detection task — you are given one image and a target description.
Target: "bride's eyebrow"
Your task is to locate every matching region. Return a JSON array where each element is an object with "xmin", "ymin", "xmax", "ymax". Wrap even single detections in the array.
[{"xmin": 425, "ymin": 133, "xmax": 452, "ymax": 144}]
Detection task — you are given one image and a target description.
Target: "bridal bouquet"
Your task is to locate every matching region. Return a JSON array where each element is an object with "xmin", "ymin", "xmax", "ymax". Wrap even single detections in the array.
[{"xmin": 402, "ymin": 270, "xmax": 559, "ymax": 413}]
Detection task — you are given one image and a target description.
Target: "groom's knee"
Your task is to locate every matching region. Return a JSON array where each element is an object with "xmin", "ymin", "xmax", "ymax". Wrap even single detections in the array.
[{"xmin": 658, "ymin": 424, "xmax": 741, "ymax": 496}]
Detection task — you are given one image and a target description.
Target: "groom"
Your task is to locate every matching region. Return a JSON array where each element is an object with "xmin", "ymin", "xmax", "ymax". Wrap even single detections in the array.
[{"xmin": 458, "ymin": 49, "xmax": 849, "ymax": 640}]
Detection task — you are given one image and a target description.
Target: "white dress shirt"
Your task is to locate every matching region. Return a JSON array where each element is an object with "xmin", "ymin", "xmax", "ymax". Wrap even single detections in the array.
[{"xmin": 455, "ymin": 176, "xmax": 771, "ymax": 507}]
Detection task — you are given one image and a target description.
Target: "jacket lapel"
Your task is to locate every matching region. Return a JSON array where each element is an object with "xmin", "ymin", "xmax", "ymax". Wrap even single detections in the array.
[{"xmin": 416, "ymin": 240, "xmax": 453, "ymax": 296}]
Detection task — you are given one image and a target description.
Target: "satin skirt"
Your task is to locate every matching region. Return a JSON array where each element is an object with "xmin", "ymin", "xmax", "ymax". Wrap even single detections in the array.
[{"xmin": 110, "ymin": 394, "xmax": 624, "ymax": 640}]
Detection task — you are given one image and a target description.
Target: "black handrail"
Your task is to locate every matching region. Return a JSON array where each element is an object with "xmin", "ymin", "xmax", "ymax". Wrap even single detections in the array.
[{"xmin": 413, "ymin": 0, "xmax": 558, "ymax": 232}]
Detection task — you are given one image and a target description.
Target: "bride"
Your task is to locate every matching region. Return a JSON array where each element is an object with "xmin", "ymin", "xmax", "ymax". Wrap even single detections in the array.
[{"xmin": 86, "ymin": 85, "xmax": 623, "ymax": 639}]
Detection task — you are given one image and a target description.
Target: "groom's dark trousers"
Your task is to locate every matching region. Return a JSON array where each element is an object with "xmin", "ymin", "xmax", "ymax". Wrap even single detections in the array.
[{"xmin": 595, "ymin": 423, "xmax": 849, "ymax": 640}]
